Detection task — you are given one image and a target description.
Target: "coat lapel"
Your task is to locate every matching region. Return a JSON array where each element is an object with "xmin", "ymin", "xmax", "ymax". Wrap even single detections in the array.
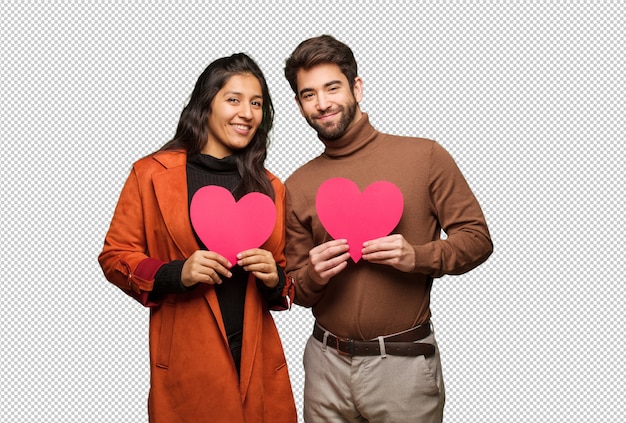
[
  {"xmin": 151, "ymin": 151, "xmax": 228, "ymax": 344},
  {"xmin": 239, "ymin": 275, "xmax": 262, "ymax": 401},
  {"xmin": 152, "ymin": 156, "xmax": 198, "ymax": 258}
]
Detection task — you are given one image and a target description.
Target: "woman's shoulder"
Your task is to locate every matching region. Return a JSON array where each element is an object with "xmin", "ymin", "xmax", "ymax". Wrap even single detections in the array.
[
  {"xmin": 132, "ymin": 149, "xmax": 187, "ymax": 172},
  {"xmin": 264, "ymin": 168, "xmax": 285, "ymax": 196},
  {"xmin": 264, "ymin": 168, "xmax": 283, "ymax": 185}
]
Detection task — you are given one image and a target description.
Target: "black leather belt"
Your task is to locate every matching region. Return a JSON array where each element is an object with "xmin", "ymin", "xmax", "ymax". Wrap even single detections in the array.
[{"xmin": 312, "ymin": 323, "xmax": 435, "ymax": 357}]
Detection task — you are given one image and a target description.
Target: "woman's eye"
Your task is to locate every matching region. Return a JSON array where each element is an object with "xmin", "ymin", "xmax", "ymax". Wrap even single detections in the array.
[{"xmin": 252, "ymin": 100, "xmax": 262, "ymax": 107}]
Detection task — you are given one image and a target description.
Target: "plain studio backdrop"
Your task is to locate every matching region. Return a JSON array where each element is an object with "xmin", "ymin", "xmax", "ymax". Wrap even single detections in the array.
[{"xmin": 1, "ymin": 1, "xmax": 623, "ymax": 422}]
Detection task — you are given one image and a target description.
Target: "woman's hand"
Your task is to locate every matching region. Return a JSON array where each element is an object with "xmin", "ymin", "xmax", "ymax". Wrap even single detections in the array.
[
  {"xmin": 181, "ymin": 250, "xmax": 233, "ymax": 287},
  {"xmin": 237, "ymin": 248, "xmax": 278, "ymax": 288}
]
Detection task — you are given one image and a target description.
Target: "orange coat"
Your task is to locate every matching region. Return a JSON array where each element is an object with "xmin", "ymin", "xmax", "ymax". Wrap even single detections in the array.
[{"xmin": 99, "ymin": 150, "xmax": 297, "ymax": 423}]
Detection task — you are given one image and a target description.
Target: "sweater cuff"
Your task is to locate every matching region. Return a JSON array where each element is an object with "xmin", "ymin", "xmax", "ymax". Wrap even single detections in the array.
[
  {"xmin": 152, "ymin": 260, "xmax": 191, "ymax": 295},
  {"xmin": 258, "ymin": 265, "xmax": 286, "ymax": 304}
]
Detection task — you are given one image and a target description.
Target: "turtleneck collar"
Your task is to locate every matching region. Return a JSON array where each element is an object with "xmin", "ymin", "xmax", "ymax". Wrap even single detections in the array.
[
  {"xmin": 187, "ymin": 152, "xmax": 239, "ymax": 173},
  {"xmin": 320, "ymin": 113, "xmax": 378, "ymax": 158}
]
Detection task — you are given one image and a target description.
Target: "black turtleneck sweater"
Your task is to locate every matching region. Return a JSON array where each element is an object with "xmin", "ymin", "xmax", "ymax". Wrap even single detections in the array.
[{"xmin": 151, "ymin": 153, "xmax": 285, "ymax": 375}]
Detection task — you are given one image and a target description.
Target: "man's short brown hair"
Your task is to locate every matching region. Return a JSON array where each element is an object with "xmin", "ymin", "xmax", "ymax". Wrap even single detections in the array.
[{"xmin": 284, "ymin": 35, "xmax": 358, "ymax": 96}]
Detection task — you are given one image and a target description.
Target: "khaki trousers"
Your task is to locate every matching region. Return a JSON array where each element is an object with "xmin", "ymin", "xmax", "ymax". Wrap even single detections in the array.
[{"xmin": 302, "ymin": 326, "xmax": 445, "ymax": 423}]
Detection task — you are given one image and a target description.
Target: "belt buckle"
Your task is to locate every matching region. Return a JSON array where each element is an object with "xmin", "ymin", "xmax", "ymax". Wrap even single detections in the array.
[{"xmin": 335, "ymin": 337, "xmax": 354, "ymax": 356}]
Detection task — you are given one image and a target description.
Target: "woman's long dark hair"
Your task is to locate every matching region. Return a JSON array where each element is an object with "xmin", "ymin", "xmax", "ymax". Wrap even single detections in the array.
[{"xmin": 161, "ymin": 53, "xmax": 275, "ymax": 199}]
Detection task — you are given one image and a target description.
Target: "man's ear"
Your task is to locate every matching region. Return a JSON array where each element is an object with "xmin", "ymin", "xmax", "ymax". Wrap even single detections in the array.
[{"xmin": 353, "ymin": 76, "xmax": 363, "ymax": 103}]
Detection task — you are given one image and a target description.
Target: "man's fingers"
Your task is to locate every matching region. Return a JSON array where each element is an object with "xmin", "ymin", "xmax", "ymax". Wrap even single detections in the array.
[
  {"xmin": 312, "ymin": 251, "xmax": 351, "ymax": 275},
  {"xmin": 310, "ymin": 239, "xmax": 349, "ymax": 264}
]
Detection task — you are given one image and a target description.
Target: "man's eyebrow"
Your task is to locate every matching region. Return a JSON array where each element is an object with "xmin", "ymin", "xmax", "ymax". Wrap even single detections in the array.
[
  {"xmin": 298, "ymin": 80, "xmax": 343, "ymax": 97},
  {"xmin": 298, "ymin": 87, "xmax": 314, "ymax": 97}
]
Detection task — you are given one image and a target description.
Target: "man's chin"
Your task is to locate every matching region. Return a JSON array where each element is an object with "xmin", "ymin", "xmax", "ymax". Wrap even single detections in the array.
[
  {"xmin": 314, "ymin": 127, "xmax": 340, "ymax": 140},
  {"xmin": 309, "ymin": 121, "xmax": 339, "ymax": 140}
]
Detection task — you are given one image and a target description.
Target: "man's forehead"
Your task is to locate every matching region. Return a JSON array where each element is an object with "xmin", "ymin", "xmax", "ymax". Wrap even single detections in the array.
[{"xmin": 296, "ymin": 63, "xmax": 347, "ymax": 88}]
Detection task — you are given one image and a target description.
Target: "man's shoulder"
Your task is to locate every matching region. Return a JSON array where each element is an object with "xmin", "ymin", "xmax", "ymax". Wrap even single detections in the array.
[
  {"xmin": 380, "ymin": 132, "xmax": 437, "ymax": 148},
  {"xmin": 284, "ymin": 155, "xmax": 325, "ymax": 186},
  {"xmin": 375, "ymin": 132, "xmax": 450, "ymax": 162}
]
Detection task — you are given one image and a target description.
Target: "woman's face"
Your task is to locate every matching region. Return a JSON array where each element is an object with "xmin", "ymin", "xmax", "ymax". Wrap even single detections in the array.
[{"xmin": 203, "ymin": 73, "xmax": 264, "ymax": 158}]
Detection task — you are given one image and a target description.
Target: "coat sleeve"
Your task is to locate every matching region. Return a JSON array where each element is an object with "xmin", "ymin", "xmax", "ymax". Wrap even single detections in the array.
[
  {"xmin": 261, "ymin": 172, "xmax": 294, "ymax": 310},
  {"xmin": 98, "ymin": 166, "xmax": 165, "ymax": 307}
]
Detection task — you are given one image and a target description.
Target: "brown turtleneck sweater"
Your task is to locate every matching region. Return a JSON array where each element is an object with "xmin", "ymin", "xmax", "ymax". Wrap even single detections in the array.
[{"xmin": 284, "ymin": 114, "xmax": 492, "ymax": 340}]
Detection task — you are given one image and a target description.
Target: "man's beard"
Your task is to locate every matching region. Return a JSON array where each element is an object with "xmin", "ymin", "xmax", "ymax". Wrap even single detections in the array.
[{"xmin": 305, "ymin": 98, "xmax": 357, "ymax": 141}]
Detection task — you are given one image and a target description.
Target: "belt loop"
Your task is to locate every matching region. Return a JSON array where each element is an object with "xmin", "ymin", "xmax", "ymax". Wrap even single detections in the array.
[
  {"xmin": 321, "ymin": 331, "xmax": 329, "ymax": 352},
  {"xmin": 377, "ymin": 336, "xmax": 387, "ymax": 359}
]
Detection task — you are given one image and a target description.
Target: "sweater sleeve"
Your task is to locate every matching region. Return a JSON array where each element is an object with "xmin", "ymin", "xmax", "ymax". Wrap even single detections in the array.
[
  {"xmin": 256, "ymin": 265, "xmax": 286, "ymax": 305},
  {"xmin": 148, "ymin": 259, "xmax": 193, "ymax": 302},
  {"xmin": 412, "ymin": 142, "xmax": 493, "ymax": 277}
]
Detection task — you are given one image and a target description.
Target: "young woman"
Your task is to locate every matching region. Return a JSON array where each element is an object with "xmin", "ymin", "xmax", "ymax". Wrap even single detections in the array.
[{"xmin": 99, "ymin": 53, "xmax": 297, "ymax": 423}]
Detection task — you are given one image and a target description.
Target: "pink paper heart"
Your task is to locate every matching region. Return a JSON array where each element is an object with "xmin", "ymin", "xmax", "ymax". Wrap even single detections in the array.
[
  {"xmin": 190, "ymin": 186, "xmax": 277, "ymax": 264},
  {"xmin": 315, "ymin": 178, "xmax": 404, "ymax": 262}
]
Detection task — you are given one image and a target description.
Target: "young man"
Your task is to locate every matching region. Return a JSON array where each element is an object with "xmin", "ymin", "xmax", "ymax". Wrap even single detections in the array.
[{"xmin": 283, "ymin": 35, "xmax": 493, "ymax": 423}]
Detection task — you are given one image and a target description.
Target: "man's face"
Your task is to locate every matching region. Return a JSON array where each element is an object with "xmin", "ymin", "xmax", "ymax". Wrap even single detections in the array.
[{"xmin": 295, "ymin": 63, "xmax": 363, "ymax": 140}]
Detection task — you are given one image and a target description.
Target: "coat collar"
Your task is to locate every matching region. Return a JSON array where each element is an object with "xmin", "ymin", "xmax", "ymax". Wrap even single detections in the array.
[{"xmin": 151, "ymin": 150, "xmax": 199, "ymax": 258}]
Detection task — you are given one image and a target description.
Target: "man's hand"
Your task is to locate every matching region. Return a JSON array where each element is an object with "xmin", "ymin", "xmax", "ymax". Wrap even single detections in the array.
[
  {"xmin": 307, "ymin": 239, "xmax": 351, "ymax": 285},
  {"xmin": 361, "ymin": 234, "xmax": 415, "ymax": 272}
]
